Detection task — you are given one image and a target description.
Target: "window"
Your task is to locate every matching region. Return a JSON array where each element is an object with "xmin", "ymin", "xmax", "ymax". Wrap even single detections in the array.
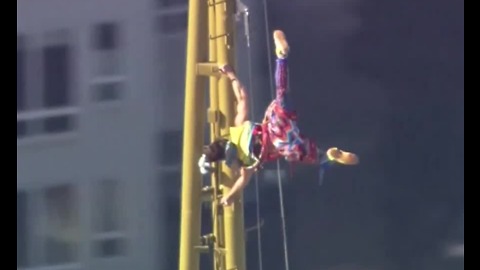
[
  {"xmin": 92, "ymin": 179, "xmax": 127, "ymax": 258},
  {"xmin": 156, "ymin": 32, "xmax": 186, "ymax": 123},
  {"xmin": 158, "ymin": 130, "xmax": 183, "ymax": 166},
  {"xmin": 156, "ymin": 0, "xmax": 188, "ymax": 8},
  {"xmin": 157, "ymin": 12, "xmax": 188, "ymax": 35},
  {"xmin": 159, "ymin": 169, "xmax": 181, "ymax": 198},
  {"xmin": 92, "ymin": 22, "xmax": 120, "ymax": 76},
  {"xmin": 157, "ymin": 172, "xmax": 181, "ymax": 269},
  {"xmin": 92, "ymin": 80, "xmax": 123, "ymax": 102},
  {"xmin": 163, "ymin": 196, "xmax": 181, "ymax": 269},
  {"xmin": 93, "ymin": 23, "xmax": 117, "ymax": 51},
  {"xmin": 90, "ymin": 22, "xmax": 125, "ymax": 103},
  {"xmin": 17, "ymin": 37, "xmax": 27, "ymax": 138},
  {"xmin": 17, "ymin": 192, "xmax": 28, "ymax": 268},
  {"xmin": 154, "ymin": 0, "xmax": 188, "ymax": 35},
  {"xmin": 17, "ymin": 185, "xmax": 80, "ymax": 268},
  {"xmin": 44, "ymin": 115, "xmax": 74, "ymax": 134},
  {"xmin": 44, "ymin": 185, "xmax": 79, "ymax": 264},
  {"xmin": 158, "ymin": 171, "xmax": 213, "ymax": 270},
  {"xmin": 17, "ymin": 31, "xmax": 78, "ymax": 141},
  {"xmin": 43, "ymin": 43, "xmax": 70, "ymax": 108},
  {"xmin": 17, "ymin": 37, "xmax": 25, "ymax": 112}
]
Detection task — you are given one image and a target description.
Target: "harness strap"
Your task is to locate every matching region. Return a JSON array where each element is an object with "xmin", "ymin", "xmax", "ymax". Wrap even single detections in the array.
[{"xmin": 253, "ymin": 123, "xmax": 278, "ymax": 164}]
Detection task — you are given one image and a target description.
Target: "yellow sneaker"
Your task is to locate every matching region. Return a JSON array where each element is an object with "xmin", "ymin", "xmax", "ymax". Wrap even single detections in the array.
[
  {"xmin": 273, "ymin": 30, "xmax": 290, "ymax": 59},
  {"xmin": 326, "ymin": 147, "xmax": 359, "ymax": 165}
]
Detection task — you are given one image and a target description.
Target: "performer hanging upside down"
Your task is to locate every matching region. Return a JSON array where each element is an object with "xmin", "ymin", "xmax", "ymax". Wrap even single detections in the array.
[{"xmin": 198, "ymin": 30, "xmax": 359, "ymax": 206}]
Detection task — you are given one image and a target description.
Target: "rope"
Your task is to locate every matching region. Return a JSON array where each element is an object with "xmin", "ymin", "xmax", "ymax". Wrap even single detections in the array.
[
  {"xmin": 239, "ymin": 2, "xmax": 291, "ymax": 270},
  {"xmin": 242, "ymin": 8, "xmax": 264, "ymax": 270},
  {"xmin": 261, "ymin": 0, "xmax": 291, "ymax": 269}
]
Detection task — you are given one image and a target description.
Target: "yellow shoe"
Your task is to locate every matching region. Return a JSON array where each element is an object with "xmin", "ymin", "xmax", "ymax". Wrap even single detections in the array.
[
  {"xmin": 273, "ymin": 30, "xmax": 290, "ymax": 59},
  {"xmin": 326, "ymin": 147, "xmax": 359, "ymax": 165}
]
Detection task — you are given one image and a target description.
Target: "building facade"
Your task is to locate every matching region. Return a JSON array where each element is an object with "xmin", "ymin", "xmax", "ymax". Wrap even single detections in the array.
[{"xmin": 17, "ymin": 0, "xmax": 281, "ymax": 269}]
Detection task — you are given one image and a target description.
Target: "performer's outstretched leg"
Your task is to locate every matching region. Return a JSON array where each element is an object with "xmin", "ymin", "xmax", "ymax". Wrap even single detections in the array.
[
  {"xmin": 273, "ymin": 30, "xmax": 292, "ymax": 111},
  {"xmin": 266, "ymin": 30, "xmax": 359, "ymax": 167},
  {"xmin": 265, "ymin": 30, "xmax": 305, "ymax": 161}
]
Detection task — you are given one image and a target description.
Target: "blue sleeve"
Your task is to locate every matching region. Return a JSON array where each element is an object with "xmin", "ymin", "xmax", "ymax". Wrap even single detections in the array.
[{"xmin": 224, "ymin": 142, "xmax": 239, "ymax": 168}]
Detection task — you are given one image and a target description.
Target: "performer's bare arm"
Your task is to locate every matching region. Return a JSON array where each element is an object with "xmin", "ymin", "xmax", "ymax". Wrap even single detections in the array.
[
  {"xmin": 220, "ymin": 167, "xmax": 254, "ymax": 206},
  {"xmin": 220, "ymin": 65, "xmax": 249, "ymax": 126}
]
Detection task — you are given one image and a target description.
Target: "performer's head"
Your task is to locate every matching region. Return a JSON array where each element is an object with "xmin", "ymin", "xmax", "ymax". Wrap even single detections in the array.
[
  {"xmin": 198, "ymin": 139, "xmax": 229, "ymax": 175},
  {"xmin": 203, "ymin": 138, "xmax": 228, "ymax": 162}
]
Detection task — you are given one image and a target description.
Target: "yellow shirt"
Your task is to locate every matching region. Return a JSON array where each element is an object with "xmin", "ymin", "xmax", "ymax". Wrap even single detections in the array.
[{"xmin": 228, "ymin": 121, "xmax": 256, "ymax": 166}]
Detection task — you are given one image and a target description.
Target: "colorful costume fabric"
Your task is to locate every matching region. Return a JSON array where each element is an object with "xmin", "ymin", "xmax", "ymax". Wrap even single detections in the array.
[{"xmin": 263, "ymin": 58, "xmax": 319, "ymax": 164}]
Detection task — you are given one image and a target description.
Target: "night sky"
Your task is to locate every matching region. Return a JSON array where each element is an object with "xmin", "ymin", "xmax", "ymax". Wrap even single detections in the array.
[{"xmin": 240, "ymin": 0, "xmax": 464, "ymax": 269}]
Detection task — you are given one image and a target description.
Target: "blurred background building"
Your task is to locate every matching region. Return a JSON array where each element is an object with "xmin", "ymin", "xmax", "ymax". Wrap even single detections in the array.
[
  {"xmin": 17, "ymin": 0, "xmax": 278, "ymax": 269},
  {"xmin": 17, "ymin": 0, "xmax": 463, "ymax": 270}
]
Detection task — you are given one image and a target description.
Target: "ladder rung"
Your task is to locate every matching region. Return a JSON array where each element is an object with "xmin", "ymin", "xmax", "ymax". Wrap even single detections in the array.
[
  {"xmin": 201, "ymin": 186, "xmax": 215, "ymax": 202},
  {"xmin": 207, "ymin": 109, "xmax": 220, "ymax": 124},
  {"xmin": 209, "ymin": 33, "xmax": 229, "ymax": 40},
  {"xmin": 200, "ymin": 233, "xmax": 216, "ymax": 245},
  {"xmin": 208, "ymin": 0, "xmax": 227, "ymax": 6},
  {"xmin": 196, "ymin": 62, "xmax": 219, "ymax": 77},
  {"xmin": 194, "ymin": 245, "xmax": 211, "ymax": 253}
]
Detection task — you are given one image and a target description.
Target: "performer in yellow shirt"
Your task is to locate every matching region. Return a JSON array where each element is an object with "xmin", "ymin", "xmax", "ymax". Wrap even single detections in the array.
[{"xmin": 198, "ymin": 30, "xmax": 359, "ymax": 206}]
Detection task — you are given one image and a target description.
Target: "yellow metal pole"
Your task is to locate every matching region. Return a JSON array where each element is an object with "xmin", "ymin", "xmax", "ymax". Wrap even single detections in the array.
[
  {"xmin": 207, "ymin": 3, "xmax": 226, "ymax": 270},
  {"xmin": 207, "ymin": 0, "xmax": 219, "ymax": 155},
  {"xmin": 215, "ymin": 0, "xmax": 247, "ymax": 269},
  {"xmin": 178, "ymin": 0, "xmax": 208, "ymax": 269},
  {"xmin": 227, "ymin": 12, "xmax": 248, "ymax": 269}
]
